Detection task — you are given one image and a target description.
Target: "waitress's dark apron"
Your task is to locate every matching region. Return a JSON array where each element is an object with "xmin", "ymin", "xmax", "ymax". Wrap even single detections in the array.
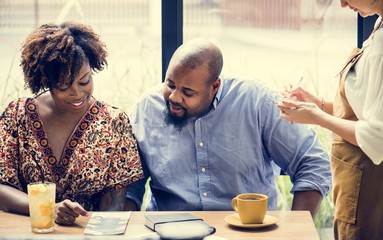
[{"xmin": 331, "ymin": 20, "xmax": 383, "ymax": 240}]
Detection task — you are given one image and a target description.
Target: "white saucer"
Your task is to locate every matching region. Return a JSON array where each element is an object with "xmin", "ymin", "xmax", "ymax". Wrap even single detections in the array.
[{"xmin": 224, "ymin": 213, "xmax": 279, "ymax": 229}]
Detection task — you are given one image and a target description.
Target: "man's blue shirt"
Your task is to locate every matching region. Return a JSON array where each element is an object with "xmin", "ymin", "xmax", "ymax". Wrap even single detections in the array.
[{"xmin": 126, "ymin": 77, "xmax": 331, "ymax": 210}]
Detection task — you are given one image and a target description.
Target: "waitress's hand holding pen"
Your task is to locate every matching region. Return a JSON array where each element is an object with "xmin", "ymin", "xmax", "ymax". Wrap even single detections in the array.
[
  {"xmin": 281, "ymin": 76, "xmax": 320, "ymax": 103},
  {"xmin": 277, "ymin": 76, "xmax": 324, "ymax": 115},
  {"xmin": 276, "ymin": 77, "xmax": 326, "ymax": 124},
  {"xmin": 281, "ymin": 76, "xmax": 303, "ymax": 99}
]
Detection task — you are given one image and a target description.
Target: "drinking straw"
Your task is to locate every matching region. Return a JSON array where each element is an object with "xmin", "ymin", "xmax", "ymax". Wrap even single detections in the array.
[{"xmin": 31, "ymin": 151, "xmax": 45, "ymax": 183}]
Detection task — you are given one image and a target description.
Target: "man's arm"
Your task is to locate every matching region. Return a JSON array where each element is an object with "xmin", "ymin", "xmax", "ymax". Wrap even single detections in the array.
[{"xmin": 291, "ymin": 190, "xmax": 322, "ymax": 219}]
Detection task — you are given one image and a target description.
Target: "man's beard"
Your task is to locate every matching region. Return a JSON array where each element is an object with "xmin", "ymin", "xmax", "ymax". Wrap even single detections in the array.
[{"xmin": 164, "ymin": 101, "xmax": 189, "ymax": 131}]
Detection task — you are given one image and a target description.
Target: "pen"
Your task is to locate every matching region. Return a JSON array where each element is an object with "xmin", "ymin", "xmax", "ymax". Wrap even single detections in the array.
[{"xmin": 289, "ymin": 76, "xmax": 303, "ymax": 93}]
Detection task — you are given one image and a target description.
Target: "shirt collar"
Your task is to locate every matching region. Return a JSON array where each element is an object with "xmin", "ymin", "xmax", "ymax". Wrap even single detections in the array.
[{"xmin": 212, "ymin": 78, "xmax": 223, "ymax": 109}]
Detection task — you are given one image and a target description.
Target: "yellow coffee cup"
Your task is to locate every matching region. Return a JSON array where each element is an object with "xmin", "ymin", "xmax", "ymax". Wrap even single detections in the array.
[{"xmin": 231, "ymin": 193, "xmax": 268, "ymax": 224}]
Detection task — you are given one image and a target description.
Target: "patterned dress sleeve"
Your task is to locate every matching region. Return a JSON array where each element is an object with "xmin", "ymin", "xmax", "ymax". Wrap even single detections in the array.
[
  {"xmin": 102, "ymin": 110, "xmax": 144, "ymax": 193},
  {"xmin": 0, "ymin": 99, "xmax": 23, "ymax": 190}
]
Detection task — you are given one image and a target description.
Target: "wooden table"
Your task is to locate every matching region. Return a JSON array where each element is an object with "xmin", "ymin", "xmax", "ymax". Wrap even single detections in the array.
[{"xmin": 0, "ymin": 211, "xmax": 319, "ymax": 240}]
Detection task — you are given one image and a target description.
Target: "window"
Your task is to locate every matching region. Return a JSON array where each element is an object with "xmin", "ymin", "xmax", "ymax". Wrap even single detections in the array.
[
  {"xmin": 183, "ymin": 0, "xmax": 356, "ymax": 100},
  {"xmin": 0, "ymin": 0, "xmax": 161, "ymax": 110}
]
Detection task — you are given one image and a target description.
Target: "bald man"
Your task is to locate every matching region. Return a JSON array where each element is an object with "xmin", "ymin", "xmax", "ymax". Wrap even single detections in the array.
[{"xmin": 126, "ymin": 38, "xmax": 331, "ymax": 218}]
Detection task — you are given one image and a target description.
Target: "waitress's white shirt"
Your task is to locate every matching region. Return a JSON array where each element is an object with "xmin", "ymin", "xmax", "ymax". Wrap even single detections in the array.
[{"xmin": 345, "ymin": 23, "xmax": 383, "ymax": 165}]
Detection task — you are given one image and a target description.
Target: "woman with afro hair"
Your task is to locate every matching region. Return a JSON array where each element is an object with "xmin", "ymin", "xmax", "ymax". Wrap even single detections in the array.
[{"xmin": 0, "ymin": 21, "xmax": 144, "ymax": 225}]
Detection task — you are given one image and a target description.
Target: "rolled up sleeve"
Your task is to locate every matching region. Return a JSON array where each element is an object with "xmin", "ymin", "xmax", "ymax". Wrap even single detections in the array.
[{"xmin": 264, "ymin": 95, "xmax": 332, "ymax": 197}]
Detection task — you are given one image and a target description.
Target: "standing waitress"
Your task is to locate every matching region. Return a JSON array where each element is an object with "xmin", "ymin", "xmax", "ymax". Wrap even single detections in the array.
[{"xmin": 277, "ymin": 1, "xmax": 383, "ymax": 239}]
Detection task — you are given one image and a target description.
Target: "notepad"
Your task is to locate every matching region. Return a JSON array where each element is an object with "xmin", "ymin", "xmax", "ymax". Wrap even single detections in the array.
[
  {"xmin": 145, "ymin": 213, "xmax": 202, "ymax": 231},
  {"xmin": 84, "ymin": 211, "xmax": 131, "ymax": 235}
]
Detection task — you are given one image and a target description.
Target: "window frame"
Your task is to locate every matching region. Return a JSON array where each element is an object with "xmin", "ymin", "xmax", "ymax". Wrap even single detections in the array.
[
  {"xmin": 357, "ymin": 14, "xmax": 378, "ymax": 48},
  {"xmin": 161, "ymin": 0, "xmax": 378, "ymax": 81}
]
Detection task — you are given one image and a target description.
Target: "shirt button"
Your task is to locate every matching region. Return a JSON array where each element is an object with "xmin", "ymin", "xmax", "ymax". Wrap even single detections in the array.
[
  {"xmin": 201, "ymin": 167, "xmax": 206, "ymax": 173},
  {"xmin": 199, "ymin": 142, "xmax": 204, "ymax": 147},
  {"xmin": 203, "ymin": 192, "xmax": 207, "ymax": 197}
]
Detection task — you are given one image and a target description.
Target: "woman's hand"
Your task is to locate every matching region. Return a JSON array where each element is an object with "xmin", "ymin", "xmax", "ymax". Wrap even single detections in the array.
[
  {"xmin": 278, "ymin": 84, "xmax": 326, "ymax": 124},
  {"xmin": 281, "ymin": 85, "xmax": 321, "ymax": 107},
  {"xmin": 276, "ymin": 99, "xmax": 325, "ymax": 125},
  {"xmin": 55, "ymin": 199, "xmax": 88, "ymax": 225}
]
